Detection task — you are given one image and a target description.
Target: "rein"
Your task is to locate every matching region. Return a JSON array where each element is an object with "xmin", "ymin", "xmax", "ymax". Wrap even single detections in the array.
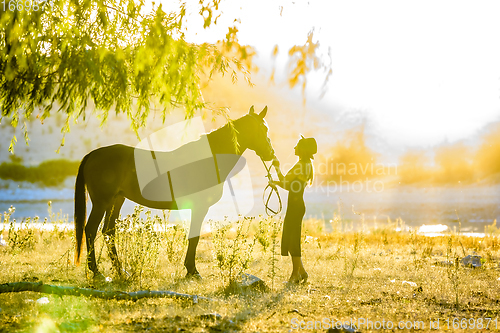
[{"xmin": 261, "ymin": 158, "xmax": 282, "ymax": 216}]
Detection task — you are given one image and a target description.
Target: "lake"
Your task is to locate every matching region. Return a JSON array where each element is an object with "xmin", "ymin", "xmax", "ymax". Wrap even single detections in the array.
[{"xmin": 1, "ymin": 178, "xmax": 499, "ymax": 235}]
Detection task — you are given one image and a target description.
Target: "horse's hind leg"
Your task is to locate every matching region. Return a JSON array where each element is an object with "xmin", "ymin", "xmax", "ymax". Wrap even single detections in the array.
[
  {"xmin": 184, "ymin": 207, "xmax": 208, "ymax": 278},
  {"xmin": 86, "ymin": 204, "xmax": 106, "ymax": 278},
  {"xmin": 102, "ymin": 196, "xmax": 126, "ymax": 278}
]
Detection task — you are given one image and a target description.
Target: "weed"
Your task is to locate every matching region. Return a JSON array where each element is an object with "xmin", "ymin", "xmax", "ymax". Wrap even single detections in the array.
[
  {"xmin": 446, "ymin": 235, "xmax": 461, "ymax": 308},
  {"xmin": 255, "ymin": 216, "xmax": 272, "ymax": 253},
  {"xmin": 212, "ymin": 217, "xmax": 256, "ymax": 290},
  {"xmin": 409, "ymin": 228, "xmax": 424, "ymax": 270},
  {"xmin": 1, "ymin": 205, "xmax": 15, "ymax": 233},
  {"xmin": 6, "ymin": 207, "xmax": 36, "ymax": 251},
  {"xmin": 115, "ymin": 206, "xmax": 160, "ymax": 287},
  {"xmin": 344, "ymin": 207, "xmax": 365, "ymax": 282},
  {"xmin": 163, "ymin": 222, "xmax": 188, "ymax": 265},
  {"xmin": 346, "ymin": 232, "xmax": 363, "ymax": 279},
  {"xmin": 266, "ymin": 217, "xmax": 283, "ymax": 291},
  {"xmin": 485, "ymin": 219, "xmax": 500, "ymax": 237},
  {"xmin": 421, "ymin": 242, "xmax": 434, "ymax": 259},
  {"xmin": 47, "ymin": 201, "xmax": 69, "ymax": 240}
]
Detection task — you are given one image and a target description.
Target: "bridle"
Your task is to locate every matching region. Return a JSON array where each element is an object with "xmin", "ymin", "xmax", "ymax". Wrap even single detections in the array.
[
  {"xmin": 248, "ymin": 113, "xmax": 282, "ymax": 216},
  {"xmin": 261, "ymin": 157, "xmax": 282, "ymax": 216}
]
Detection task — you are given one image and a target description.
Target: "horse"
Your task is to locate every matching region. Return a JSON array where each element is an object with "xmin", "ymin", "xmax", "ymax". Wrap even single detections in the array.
[{"xmin": 74, "ymin": 106, "xmax": 275, "ymax": 279}]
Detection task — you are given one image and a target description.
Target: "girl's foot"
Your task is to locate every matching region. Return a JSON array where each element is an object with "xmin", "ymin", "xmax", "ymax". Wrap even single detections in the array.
[
  {"xmin": 287, "ymin": 273, "xmax": 302, "ymax": 284},
  {"xmin": 299, "ymin": 271, "xmax": 308, "ymax": 284},
  {"xmin": 287, "ymin": 271, "xmax": 308, "ymax": 284}
]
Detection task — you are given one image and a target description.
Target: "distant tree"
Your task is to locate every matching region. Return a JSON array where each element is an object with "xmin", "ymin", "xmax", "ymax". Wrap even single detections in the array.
[
  {"xmin": 322, "ymin": 126, "xmax": 378, "ymax": 181},
  {"xmin": 475, "ymin": 123, "xmax": 500, "ymax": 179},
  {"xmin": 0, "ymin": 0, "xmax": 330, "ymax": 152}
]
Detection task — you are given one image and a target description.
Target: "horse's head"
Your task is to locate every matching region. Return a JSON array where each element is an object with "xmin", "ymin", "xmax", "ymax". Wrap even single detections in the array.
[{"xmin": 236, "ymin": 106, "xmax": 275, "ymax": 161}]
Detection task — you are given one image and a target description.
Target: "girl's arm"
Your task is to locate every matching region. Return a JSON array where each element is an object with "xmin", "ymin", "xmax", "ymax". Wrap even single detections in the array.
[
  {"xmin": 270, "ymin": 179, "xmax": 288, "ymax": 190},
  {"xmin": 270, "ymin": 159, "xmax": 305, "ymax": 191},
  {"xmin": 273, "ymin": 158, "xmax": 285, "ymax": 182},
  {"xmin": 269, "ymin": 158, "xmax": 287, "ymax": 189}
]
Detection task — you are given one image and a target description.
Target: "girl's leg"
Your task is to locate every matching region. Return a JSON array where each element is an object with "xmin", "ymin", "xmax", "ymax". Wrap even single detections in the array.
[
  {"xmin": 290, "ymin": 256, "xmax": 308, "ymax": 283},
  {"xmin": 283, "ymin": 196, "xmax": 307, "ymax": 283}
]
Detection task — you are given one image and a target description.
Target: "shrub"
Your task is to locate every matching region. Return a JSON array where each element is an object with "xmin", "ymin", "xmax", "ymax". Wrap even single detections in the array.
[
  {"xmin": 115, "ymin": 207, "xmax": 160, "ymax": 286},
  {"xmin": 0, "ymin": 159, "xmax": 79, "ymax": 186},
  {"xmin": 211, "ymin": 217, "xmax": 256, "ymax": 290}
]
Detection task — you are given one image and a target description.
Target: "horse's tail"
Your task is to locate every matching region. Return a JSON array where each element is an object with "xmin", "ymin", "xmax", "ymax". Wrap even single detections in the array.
[{"xmin": 74, "ymin": 153, "xmax": 90, "ymax": 266}]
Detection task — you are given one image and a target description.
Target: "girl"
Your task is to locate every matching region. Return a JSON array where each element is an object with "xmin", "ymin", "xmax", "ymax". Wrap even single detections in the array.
[{"xmin": 270, "ymin": 135, "xmax": 317, "ymax": 284}]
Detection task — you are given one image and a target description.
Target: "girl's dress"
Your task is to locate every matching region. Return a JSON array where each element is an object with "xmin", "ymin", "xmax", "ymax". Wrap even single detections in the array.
[{"xmin": 281, "ymin": 159, "xmax": 312, "ymax": 257}]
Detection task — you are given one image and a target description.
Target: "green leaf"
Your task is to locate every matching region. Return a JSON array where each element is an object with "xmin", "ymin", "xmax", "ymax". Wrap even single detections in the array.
[
  {"xmin": 8, "ymin": 136, "xmax": 17, "ymax": 154},
  {"xmin": 0, "ymin": 0, "xmax": 252, "ymax": 152}
]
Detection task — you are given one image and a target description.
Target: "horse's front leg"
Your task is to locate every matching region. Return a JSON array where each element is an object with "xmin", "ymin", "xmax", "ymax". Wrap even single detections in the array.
[
  {"xmin": 185, "ymin": 237, "xmax": 200, "ymax": 277},
  {"xmin": 184, "ymin": 208, "xmax": 208, "ymax": 278}
]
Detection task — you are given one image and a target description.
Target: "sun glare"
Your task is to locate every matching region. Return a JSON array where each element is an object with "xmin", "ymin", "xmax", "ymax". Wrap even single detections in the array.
[{"xmin": 152, "ymin": 0, "xmax": 500, "ymax": 146}]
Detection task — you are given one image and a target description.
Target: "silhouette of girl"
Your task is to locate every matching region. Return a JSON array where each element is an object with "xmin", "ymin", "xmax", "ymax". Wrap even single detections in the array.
[{"xmin": 270, "ymin": 135, "xmax": 317, "ymax": 284}]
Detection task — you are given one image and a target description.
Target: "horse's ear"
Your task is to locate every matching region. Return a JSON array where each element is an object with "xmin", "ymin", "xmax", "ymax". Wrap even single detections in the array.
[
  {"xmin": 258, "ymin": 106, "xmax": 268, "ymax": 118},
  {"xmin": 249, "ymin": 105, "xmax": 255, "ymax": 114}
]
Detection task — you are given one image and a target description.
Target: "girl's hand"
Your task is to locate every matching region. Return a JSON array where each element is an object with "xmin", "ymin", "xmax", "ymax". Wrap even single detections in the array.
[{"xmin": 272, "ymin": 158, "xmax": 284, "ymax": 183}]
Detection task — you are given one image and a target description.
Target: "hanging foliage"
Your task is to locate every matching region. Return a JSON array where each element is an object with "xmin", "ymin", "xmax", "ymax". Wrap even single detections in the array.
[{"xmin": 0, "ymin": 0, "xmax": 252, "ymax": 151}]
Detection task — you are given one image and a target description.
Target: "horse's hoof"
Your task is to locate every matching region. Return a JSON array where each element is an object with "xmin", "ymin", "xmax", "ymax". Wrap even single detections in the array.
[
  {"xmin": 91, "ymin": 271, "xmax": 106, "ymax": 282},
  {"xmin": 299, "ymin": 272, "xmax": 309, "ymax": 284},
  {"xmin": 185, "ymin": 272, "xmax": 202, "ymax": 280}
]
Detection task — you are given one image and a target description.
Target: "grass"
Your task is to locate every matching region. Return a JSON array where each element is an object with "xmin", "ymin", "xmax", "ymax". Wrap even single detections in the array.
[{"xmin": 1, "ymin": 211, "xmax": 500, "ymax": 332}]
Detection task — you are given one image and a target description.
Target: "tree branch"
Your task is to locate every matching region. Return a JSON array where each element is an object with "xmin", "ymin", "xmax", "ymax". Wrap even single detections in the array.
[{"xmin": 0, "ymin": 281, "xmax": 213, "ymax": 303}]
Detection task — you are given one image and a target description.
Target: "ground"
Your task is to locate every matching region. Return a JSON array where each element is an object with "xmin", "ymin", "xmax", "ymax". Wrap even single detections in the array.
[{"xmin": 1, "ymin": 215, "xmax": 499, "ymax": 332}]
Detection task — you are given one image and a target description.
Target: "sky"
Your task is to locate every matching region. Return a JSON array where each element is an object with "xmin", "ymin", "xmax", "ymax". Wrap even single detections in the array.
[{"xmin": 165, "ymin": 0, "xmax": 500, "ymax": 147}]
